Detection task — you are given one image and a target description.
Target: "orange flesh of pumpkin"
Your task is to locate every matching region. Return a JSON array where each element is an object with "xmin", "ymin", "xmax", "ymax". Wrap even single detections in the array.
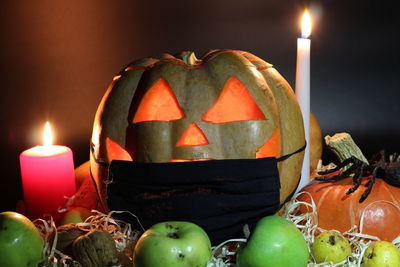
[
  {"xmin": 176, "ymin": 123, "xmax": 209, "ymax": 147},
  {"xmin": 106, "ymin": 137, "xmax": 133, "ymax": 161},
  {"xmin": 202, "ymin": 76, "xmax": 267, "ymax": 123},
  {"xmin": 255, "ymin": 128, "xmax": 281, "ymax": 158},
  {"xmin": 132, "ymin": 78, "xmax": 184, "ymax": 123}
]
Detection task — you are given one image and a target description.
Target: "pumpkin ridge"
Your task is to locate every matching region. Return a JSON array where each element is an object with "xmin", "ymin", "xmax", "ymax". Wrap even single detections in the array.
[
  {"xmin": 125, "ymin": 66, "xmax": 150, "ymax": 72},
  {"xmin": 257, "ymin": 66, "xmax": 273, "ymax": 70},
  {"xmin": 316, "ymin": 184, "xmax": 330, "ymax": 213},
  {"xmin": 382, "ymin": 181, "xmax": 400, "ymax": 206},
  {"xmin": 239, "ymin": 51, "xmax": 274, "ymax": 70},
  {"xmin": 161, "ymin": 60, "xmax": 206, "ymax": 70},
  {"xmin": 124, "ymin": 57, "xmax": 160, "ymax": 72},
  {"xmin": 201, "ymin": 49, "xmax": 238, "ymax": 63},
  {"xmin": 257, "ymin": 67, "xmax": 304, "ymax": 203},
  {"xmin": 348, "ymin": 190, "xmax": 356, "ymax": 231},
  {"xmin": 194, "ymin": 66, "xmax": 226, "ymax": 159},
  {"xmin": 170, "ymin": 65, "xmax": 191, "ymax": 160}
]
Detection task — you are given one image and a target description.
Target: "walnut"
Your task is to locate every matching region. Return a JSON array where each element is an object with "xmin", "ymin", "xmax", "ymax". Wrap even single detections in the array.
[
  {"xmin": 72, "ymin": 230, "xmax": 118, "ymax": 267},
  {"xmin": 56, "ymin": 223, "xmax": 87, "ymax": 255}
]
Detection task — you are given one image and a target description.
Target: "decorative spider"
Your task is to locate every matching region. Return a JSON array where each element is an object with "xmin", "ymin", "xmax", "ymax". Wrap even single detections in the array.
[{"xmin": 316, "ymin": 150, "xmax": 400, "ymax": 201}]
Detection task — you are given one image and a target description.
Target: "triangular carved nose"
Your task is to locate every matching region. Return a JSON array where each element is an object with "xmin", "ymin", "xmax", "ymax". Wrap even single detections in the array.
[{"xmin": 176, "ymin": 123, "xmax": 209, "ymax": 147}]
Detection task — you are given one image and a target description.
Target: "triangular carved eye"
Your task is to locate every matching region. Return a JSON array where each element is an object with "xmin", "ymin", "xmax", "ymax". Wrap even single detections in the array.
[
  {"xmin": 133, "ymin": 78, "xmax": 185, "ymax": 123},
  {"xmin": 202, "ymin": 77, "xmax": 266, "ymax": 123}
]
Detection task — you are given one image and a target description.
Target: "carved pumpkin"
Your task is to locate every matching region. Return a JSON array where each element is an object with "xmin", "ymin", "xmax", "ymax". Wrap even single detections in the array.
[
  {"xmin": 298, "ymin": 177, "xmax": 400, "ymax": 241},
  {"xmin": 90, "ymin": 50, "xmax": 305, "ymax": 210}
]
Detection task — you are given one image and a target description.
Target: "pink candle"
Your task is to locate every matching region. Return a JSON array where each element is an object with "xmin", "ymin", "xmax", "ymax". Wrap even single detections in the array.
[{"xmin": 19, "ymin": 122, "xmax": 76, "ymax": 222}]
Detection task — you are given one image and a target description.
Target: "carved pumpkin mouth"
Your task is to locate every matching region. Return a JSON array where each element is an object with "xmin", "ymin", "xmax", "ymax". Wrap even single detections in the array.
[
  {"xmin": 105, "ymin": 127, "xmax": 281, "ymax": 163},
  {"xmin": 170, "ymin": 158, "xmax": 213, "ymax": 162}
]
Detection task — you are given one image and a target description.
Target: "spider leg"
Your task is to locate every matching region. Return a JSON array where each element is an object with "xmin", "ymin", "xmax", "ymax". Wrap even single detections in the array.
[
  {"xmin": 360, "ymin": 166, "xmax": 379, "ymax": 201},
  {"xmin": 316, "ymin": 156, "xmax": 365, "ymax": 181},
  {"xmin": 315, "ymin": 172, "xmax": 345, "ymax": 181},
  {"xmin": 346, "ymin": 163, "xmax": 368, "ymax": 194},
  {"xmin": 317, "ymin": 156, "xmax": 361, "ymax": 176}
]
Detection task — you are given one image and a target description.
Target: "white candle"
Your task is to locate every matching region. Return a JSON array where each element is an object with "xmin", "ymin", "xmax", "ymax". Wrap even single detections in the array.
[{"xmin": 296, "ymin": 10, "xmax": 312, "ymax": 192}]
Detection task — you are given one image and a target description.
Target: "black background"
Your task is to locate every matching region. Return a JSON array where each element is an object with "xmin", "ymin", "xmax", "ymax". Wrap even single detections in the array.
[{"xmin": 1, "ymin": 0, "xmax": 399, "ymax": 211}]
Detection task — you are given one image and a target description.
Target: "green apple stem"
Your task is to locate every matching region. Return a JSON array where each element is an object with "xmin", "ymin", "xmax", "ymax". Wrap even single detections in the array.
[{"xmin": 167, "ymin": 232, "xmax": 179, "ymax": 239}]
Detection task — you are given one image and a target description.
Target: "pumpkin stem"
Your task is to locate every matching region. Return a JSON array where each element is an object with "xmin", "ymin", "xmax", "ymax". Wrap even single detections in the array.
[
  {"xmin": 325, "ymin": 133, "xmax": 369, "ymax": 171},
  {"xmin": 180, "ymin": 51, "xmax": 198, "ymax": 66}
]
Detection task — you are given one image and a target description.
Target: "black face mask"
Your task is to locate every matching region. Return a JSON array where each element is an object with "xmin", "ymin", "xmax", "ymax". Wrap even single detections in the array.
[{"xmin": 100, "ymin": 144, "xmax": 305, "ymax": 245}]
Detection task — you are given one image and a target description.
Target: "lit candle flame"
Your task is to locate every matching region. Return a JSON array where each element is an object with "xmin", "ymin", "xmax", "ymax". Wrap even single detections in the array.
[
  {"xmin": 43, "ymin": 121, "xmax": 53, "ymax": 147},
  {"xmin": 301, "ymin": 9, "xmax": 312, "ymax": 38}
]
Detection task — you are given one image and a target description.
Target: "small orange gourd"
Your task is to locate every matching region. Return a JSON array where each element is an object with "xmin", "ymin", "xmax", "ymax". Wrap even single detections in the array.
[
  {"xmin": 298, "ymin": 133, "xmax": 400, "ymax": 241},
  {"xmin": 298, "ymin": 177, "xmax": 400, "ymax": 241}
]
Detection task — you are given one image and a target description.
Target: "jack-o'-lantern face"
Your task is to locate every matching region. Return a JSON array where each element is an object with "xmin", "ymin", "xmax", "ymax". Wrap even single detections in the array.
[
  {"xmin": 123, "ymin": 65, "xmax": 281, "ymax": 162},
  {"xmin": 91, "ymin": 50, "xmax": 305, "ymax": 208}
]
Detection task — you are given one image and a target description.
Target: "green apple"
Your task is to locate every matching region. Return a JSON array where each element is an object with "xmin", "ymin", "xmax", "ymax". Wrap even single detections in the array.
[
  {"xmin": 133, "ymin": 221, "xmax": 212, "ymax": 267},
  {"xmin": 236, "ymin": 215, "xmax": 309, "ymax": 267},
  {"xmin": 60, "ymin": 207, "xmax": 93, "ymax": 225},
  {"xmin": 311, "ymin": 230, "xmax": 351, "ymax": 264},
  {"xmin": 0, "ymin": 211, "xmax": 44, "ymax": 267},
  {"xmin": 362, "ymin": 241, "xmax": 400, "ymax": 267}
]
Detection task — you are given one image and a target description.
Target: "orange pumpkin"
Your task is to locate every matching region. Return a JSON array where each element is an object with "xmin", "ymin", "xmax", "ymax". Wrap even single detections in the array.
[
  {"xmin": 298, "ymin": 177, "xmax": 400, "ymax": 241},
  {"xmin": 310, "ymin": 113, "xmax": 322, "ymax": 173},
  {"xmin": 90, "ymin": 50, "xmax": 305, "ymax": 210}
]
